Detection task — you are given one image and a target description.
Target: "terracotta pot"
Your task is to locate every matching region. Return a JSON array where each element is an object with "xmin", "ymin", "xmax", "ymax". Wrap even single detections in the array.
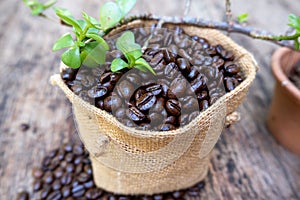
[{"xmin": 267, "ymin": 47, "xmax": 300, "ymax": 155}]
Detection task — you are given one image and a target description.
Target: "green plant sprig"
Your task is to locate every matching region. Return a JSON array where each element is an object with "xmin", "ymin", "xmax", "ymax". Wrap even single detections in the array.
[
  {"xmin": 237, "ymin": 13, "xmax": 248, "ymax": 23},
  {"xmin": 273, "ymin": 14, "xmax": 300, "ymax": 50},
  {"xmin": 111, "ymin": 31, "xmax": 156, "ymax": 75},
  {"xmin": 23, "ymin": 0, "xmax": 57, "ymax": 16}
]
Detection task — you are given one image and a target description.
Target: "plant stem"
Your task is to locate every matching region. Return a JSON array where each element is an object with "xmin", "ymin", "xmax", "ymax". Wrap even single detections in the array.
[
  {"xmin": 124, "ymin": 14, "xmax": 297, "ymax": 50},
  {"xmin": 225, "ymin": 0, "xmax": 233, "ymax": 32}
]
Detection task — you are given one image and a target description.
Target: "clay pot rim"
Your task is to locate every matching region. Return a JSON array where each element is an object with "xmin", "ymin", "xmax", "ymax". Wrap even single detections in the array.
[{"xmin": 271, "ymin": 47, "xmax": 300, "ymax": 102}]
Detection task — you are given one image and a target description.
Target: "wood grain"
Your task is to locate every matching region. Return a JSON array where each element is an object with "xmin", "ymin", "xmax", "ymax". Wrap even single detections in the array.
[{"xmin": 0, "ymin": 0, "xmax": 299, "ymax": 199}]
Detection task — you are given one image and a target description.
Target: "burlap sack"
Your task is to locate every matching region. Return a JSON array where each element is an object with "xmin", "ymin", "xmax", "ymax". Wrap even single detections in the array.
[{"xmin": 50, "ymin": 19, "xmax": 257, "ymax": 195}]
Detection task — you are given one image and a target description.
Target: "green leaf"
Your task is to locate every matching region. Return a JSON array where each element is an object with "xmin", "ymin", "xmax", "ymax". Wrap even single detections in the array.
[
  {"xmin": 116, "ymin": 0, "xmax": 136, "ymax": 17},
  {"xmin": 111, "ymin": 58, "xmax": 129, "ymax": 72},
  {"xmin": 23, "ymin": 0, "xmax": 56, "ymax": 16},
  {"xmin": 52, "ymin": 33, "xmax": 75, "ymax": 51},
  {"xmin": 135, "ymin": 58, "xmax": 156, "ymax": 75},
  {"xmin": 294, "ymin": 39, "xmax": 300, "ymax": 50},
  {"xmin": 61, "ymin": 46, "xmax": 81, "ymax": 68},
  {"xmin": 99, "ymin": 2, "xmax": 122, "ymax": 31},
  {"xmin": 116, "ymin": 31, "xmax": 142, "ymax": 60},
  {"xmin": 54, "ymin": 7, "xmax": 82, "ymax": 34},
  {"xmin": 237, "ymin": 13, "xmax": 248, "ymax": 23},
  {"xmin": 82, "ymin": 12, "xmax": 100, "ymax": 28},
  {"xmin": 288, "ymin": 14, "xmax": 300, "ymax": 33},
  {"xmin": 44, "ymin": 0, "xmax": 57, "ymax": 9},
  {"xmin": 86, "ymin": 33, "xmax": 109, "ymax": 50},
  {"xmin": 31, "ymin": 4, "xmax": 44, "ymax": 16},
  {"xmin": 81, "ymin": 41, "xmax": 107, "ymax": 67},
  {"xmin": 77, "ymin": 20, "xmax": 87, "ymax": 31}
]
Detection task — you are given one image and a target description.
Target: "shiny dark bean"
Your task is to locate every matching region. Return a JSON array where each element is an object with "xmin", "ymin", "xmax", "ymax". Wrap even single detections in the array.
[
  {"xmin": 66, "ymin": 163, "xmax": 75, "ymax": 173},
  {"xmin": 199, "ymin": 100, "xmax": 209, "ymax": 111},
  {"xmin": 54, "ymin": 167, "xmax": 64, "ymax": 178},
  {"xmin": 225, "ymin": 77, "xmax": 238, "ymax": 91},
  {"xmin": 72, "ymin": 185, "xmax": 86, "ymax": 197},
  {"xmin": 164, "ymin": 62, "xmax": 178, "ymax": 80},
  {"xmin": 178, "ymin": 49, "xmax": 192, "ymax": 61},
  {"xmin": 61, "ymin": 68, "xmax": 78, "ymax": 82},
  {"xmin": 169, "ymin": 77, "xmax": 187, "ymax": 98},
  {"xmin": 65, "ymin": 153, "xmax": 74, "ymax": 163},
  {"xmin": 32, "ymin": 167, "xmax": 44, "ymax": 179},
  {"xmin": 167, "ymin": 44, "xmax": 178, "ymax": 57},
  {"xmin": 146, "ymin": 84, "xmax": 162, "ymax": 96},
  {"xmin": 85, "ymin": 188, "xmax": 103, "ymax": 199},
  {"xmin": 187, "ymin": 67, "xmax": 200, "ymax": 81},
  {"xmin": 115, "ymin": 108, "xmax": 126, "ymax": 119},
  {"xmin": 62, "ymin": 186, "xmax": 71, "ymax": 197},
  {"xmin": 150, "ymin": 52, "xmax": 164, "ymax": 66},
  {"xmin": 61, "ymin": 172, "xmax": 72, "ymax": 185},
  {"xmin": 128, "ymin": 107, "xmax": 146, "ymax": 122},
  {"xmin": 164, "ymin": 32, "xmax": 173, "ymax": 46},
  {"xmin": 183, "ymin": 96, "xmax": 199, "ymax": 111},
  {"xmin": 177, "ymin": 58, "xmax": 191, "ymax": 74},
  {"xmin": 43, "ymin": 171, "xmax": 54, "ymax": 184},
  {"xmin": 33, "ymin": 179, "xmax": 43, "ymax": 191},
  {"xmin": 224, "ymin": 62, "xmax": 240, "ymax": 75},
  {"xmin": 136, "ymin": 92, "xmax": 156, "ymax": 111},
  {"xmin": 166, "ymin": 99, "xmax": 181, "ymax": 116},
  {"xmin": 152, "ymin": 97, "xmax": 165, "ymax": 113},
  {"xmin": 52, "ymin": 179, "xmax": 62, "ymax": 190},
  {"xmin": 149, "ymin": 112, "xmax": 164, "ymax": 126},
  {"xmin": 88, "ymin": 86, "xmax": 107, "ymax": 99},
  {"xmin": 162, "ymin": 48, "xmax": 175, "ymax": 63},
  {"xmin": 16, "ymin": 191, "xmax": 29, "ymax": 200},
  {"xmin": 205, "ymin": 45, "xmax": 216, "ymax": 56},
  {"xmin": 191, "ymin": 74, "xmax": 207, "ymax": 93},
  {"xmin": 160, "ymin": 123, "xmax": 176, "ymax": 131},
  {"xmin": 77, "ymin": 172, "xmax": 91, "ymax": 183},
  {"xmin": 116, "ymin": 80, "xmax": 134, "ymax": 100},
  {"xmin": 165, "ymin": 116, "xmax": 178, "ymax": 126},
  {"xmin": 102, "ymin": 81, "xmax": 114, "ymax": 92},
  {"xmin": 84, "ymin": 180, "xmax": 94, "ymax": 189},
  {"xmin": 40, "ymin": 187, "xmax": 52, "ymax": 199}
]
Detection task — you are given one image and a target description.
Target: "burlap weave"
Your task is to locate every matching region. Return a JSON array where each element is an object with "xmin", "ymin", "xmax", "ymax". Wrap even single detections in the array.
[{"xmin": 50, "ymin": 19, "xmax": 257, "ymax": 195}]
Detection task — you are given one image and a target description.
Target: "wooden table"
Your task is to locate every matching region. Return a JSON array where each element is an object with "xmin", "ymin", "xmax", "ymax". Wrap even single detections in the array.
[{"xmin": 1, "ymin": 0, "xmax": 299, "ymax": 199}]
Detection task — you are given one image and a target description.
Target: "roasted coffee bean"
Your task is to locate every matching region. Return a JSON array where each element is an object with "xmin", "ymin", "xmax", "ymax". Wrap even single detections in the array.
[
  {"xmin": 16, "ymin": 191, "xmax": 29, "ymax": 200},
  {"xmin": 164, "ymin": 62, "xmax": 178, "ymax": 80},
  {"xmin": 103, "ymin": 81, "xmax": 114, "ymax": 92},
  {"xmin": 117, "ymin": 80, "xmax": 134, "ymax": 99},
  {"xmin": 32, "ymin": 167, "xmax": 44, "ymax": 179},
  {"xmin": 164, "ymin": 32, "xmax": 173, "ymax": 46},
  {"xmin": 61, "ymin": 68, "xmax": 78, "ymax": 82},
  {"xmin": 149, "ymin": 112, "xmax": 164, "ymax": 126},
  {"xmin": 115, "ymin": 108, "xmax": 126, "ymax": 119},
  {"xmin": 224, "ymin": 62, "xmax": 240, "ymax": 75},
  {"xmin": 72, "ymin": 184, "xmax": 86, "ymax": 197},
  {"xmin": 81, "ymin": 75, "xmax": 95, "ymax": 88},
  {"xmin": 225, "ymin": 77, "xmax": 238, "ymax": 91},
  {"xmin": 178, "ymin": 49, "xmax": 192, "ymax": 61},
  {"xmin": 205, "ymin": 45, "xmax": 216, "ymax": 56},
  {"xmin": 33, "ymin": 179, "xmax": 43, "ymax": 191},
  {"xmin": 49, "ymin": 158, "xmax": 59, "ymax": 170},
  {"xmin": 197, "ymin": 90, "xmax": 208, "ymax": 101},
  {"xmin": 199, "ymin": 100, "xmax": 209, "ymax": 111},
  {"xmin": 167, "ymin": 44, "xmax": 178, "ymax": 57},
  {"xmin": 88, "ymin": 86, "xmax": 107, "ymax": 99},
  {"xmin": 166, "ymin": 99, "xmax": 181, "ymax": 116},
  {"xmin": 146, "ymin": 84, "xmax": 162, "ymax": 96},
  {"xmin": 188, "ymin": 111, "xmax": 200, "ymax": 122},
  {"xmin": 84, "ymin": 180, "xmax": 94, "ymax": 189},
  {"xmin": 183, "ymin": 96, "xmax": 199, "ymax": 111},
  {"xmin": 191, "ymin": 74, "xmax": 207, "ymax": 93},
  {"xmin": 43, "ymin": 171, "xmax": 54, "ymax": 184},
  {"xmin": 54, "ymin": 167, "xmax": 64, "ymax": 178},
  {"xmin": 165, "ymin": 116, "xmax": 179, "ymax": 126},
  {"xmin": 42, "ymin": 156, "xmax": 51, "ymax": 169},
  {"xmin": 136, "ymin": 92, "xmax": 156, "ymax": 111},
  {"xmin": 172, "ymin": 191, "xmax": 184, "ymax": 198},
  {"xmin": 160, "ymin": 123, "xmax": 176, "ymax": 131},
  {"xmin": 73, "ymin": 144, "xmax": 84, "ymax": 156},
  {"xmin": 126, "ymin": 73, "xmax": 141, "ymax": 83},
  {"xmin": 169, "ymin": 77, "xmax": 188, "ymax": 98},
  {"xmin": 150, "ymin": 52, "xmax": 164, "ymax": 66},
  {"xmin": 61, "ymin": 172, "xmax": 72, "ymax": 185},
  {"xmin": 48, "ymin": 149, "xmax": 58, "ymax": 158},
  {"xmin": 192, "ymin": 35, "xmax": 199, "ymax": 41},
  {"xmin": 212, "ymin": 55, "xmax": 225, "ymax": 68},
  {"xmin": 85, "ymin": 188, "xmax": 103, "ymax": 199},
  {"xmin": 128, "ymin": 107, "xmax": 146, "ymax": 122},
  {"xmin": 65, "ymin": 153, "xmax": 74, "ymax": 163},
  {"xmin": 152, "ymin": 59, "xmax": 165, "ymax": 74},
  {"xmin": 77, "ymin": 172, "xmax": 91, "ymax": 183},
  {"xmin": 62, "ymin": 186, "xmax": 71, "ymax": 197},
  {"xmin": 178, "ymin": 38, "xmax": 191, "ymax": 49},
  {"xmin": 95, "ymin": 99, "xmax": 104, "ymax": 109},
  {"xmin": 177, "ymin": 58, "xmax": 191, "ymax": 74},
  {"xmin": 66, "ymin": 163, "xmax": 75, "ymax": 173},
  {"xmin": 40, "ymin": 187, "xmax": 52, "ymax": 199},
  {"xmin": 188, "ymin": 187, "xmax": 200, "ymax": 196},
  {"xmin": 84, "ymin": 165, "xmax": 93, "ymax": 175},
  {"xmin": 52, "ymin": 179, "xmax": 62, "ymax": 190},
  {"xmin": 187, "ymin": 67, "xmax": 200, "ymax": 81},
  {"xmin": 100, "ymin": 72, "xmax": 111, "ymax": 84}
]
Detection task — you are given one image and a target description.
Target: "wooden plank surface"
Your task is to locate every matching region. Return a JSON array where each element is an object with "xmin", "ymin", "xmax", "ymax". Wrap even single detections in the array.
[{"xmin": 0, "ymin": 0, "xmax": 300, "ymax": 199}]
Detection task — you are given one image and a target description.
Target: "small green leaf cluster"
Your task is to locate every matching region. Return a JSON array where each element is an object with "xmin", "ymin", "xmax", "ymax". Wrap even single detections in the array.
[
  {"xmin": 111, "ymin": 31, "xmax": 156, "ymax": 75},
  {"xmin": 237, "ymin": 13, "xmax": 248, "ymax": 23},
  {"xmin": 52, "ymin": 0, "xmax": 137, "ymax": 69},
  {"xmin": 288, "ymin": 14, "xmax": 300, "ymax": 50},
  {"xmin": 23, "ymin": 0, "xmax": 56, "ymax": 16}
]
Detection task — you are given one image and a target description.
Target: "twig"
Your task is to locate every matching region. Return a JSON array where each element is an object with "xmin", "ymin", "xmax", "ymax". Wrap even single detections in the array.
[
  {"xmin": 184, "ymin": 0, "xmax": 191, "ymax": 17},
  {"xmin": 123, "ymin": 15, "xmax": 296, "ymax": 50},
  {"xmin": 225, "ymin": 0, "xmax": 233, "ymax": 32}
]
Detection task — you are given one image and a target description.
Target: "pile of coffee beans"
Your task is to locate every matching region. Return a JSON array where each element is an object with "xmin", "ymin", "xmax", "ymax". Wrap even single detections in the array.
[
  {"xmin": 289, "ymin": 61, "xmax": 300, "ymax": 89},
  {"xmin": 27, "ymin": 142, "xmax": 205, "ymax": 199},
  {"xmin": 61, "ymin": 24, "xmax": 244, "ymax": 131}
]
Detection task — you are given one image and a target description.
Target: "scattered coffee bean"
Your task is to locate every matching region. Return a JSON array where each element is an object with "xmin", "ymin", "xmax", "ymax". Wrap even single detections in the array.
[{"xmin": 16, "ymin": 191, "xmax": 29, "ymax": 200}]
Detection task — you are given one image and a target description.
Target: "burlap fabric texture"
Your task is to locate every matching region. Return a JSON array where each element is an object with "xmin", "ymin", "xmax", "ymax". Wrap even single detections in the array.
[{"xmin": 50, "ymin": 19, "xmax": 257, "ymax": 195}]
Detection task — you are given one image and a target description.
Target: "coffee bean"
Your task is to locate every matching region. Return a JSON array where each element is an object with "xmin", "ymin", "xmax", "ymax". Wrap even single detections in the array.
[
  {"xmin": 224, "ymin": 62, "xmax": 240, "ymax": 75},
  {"xmin": 172, "ymin": 191, "xmax": 184, "ymax": 198},
  {"xmin": 77, "ymin": 172, "xmax": 91, "ymax": 183},
  {"xmin": 225, "ymin": 77, "xmax": 238, "ymax": 91},
  {"xmin": 136, "ymin": 92, "xmax": 156, "ymax": 111},
  {"xmin": 66, "ymin": 163, "xmax": 75, "ymax": 173},
  {"xmin": 57, "ymin": 150, "xmax": 65, "ymax": 161},
  {"xmin": 84, "ymin": 180, "xmax": 95, "ymax": 189},
  {"xmin": 40, "ymin": 187, "xmax": 52, "ymax": 199},
  {"xmin": 165, "ymin": 116, "xmax": 179, "ymax": 126},
  {"xmin": 49, "ymin": 158, "xmax": 60, "ymax": 171},
  {"xmin": 103, "ymin": 81, "xmax": 114, "ymax": 92},
  {"xmin": 84, "ymin": 165, "xmax": 93, "ymax": 175},
  {"xmin": 191, "ymin": 74, "xmax": 207, "ymax": 93},
  {"xmin": 88, "ymin": 86, "xmax": 108, "ymax": 99},
  {"xmin": 61, "ymin": 68, "xmax": 78, "ymax": 82},
  {"xmin": 61, "ymin": 172, "xmax": 72, "ymax": 185},
  {"xmin": 149, "ymin": 112, "xmax": 163, "ymax": 127},
  {"xmin": 117, "ymin": 80, "xmax": 134, "ymax": 100},
  {"xmin": 52, "ymin": 179, "xmax": 62, "ymax": 190},
  {"xmin": 42, "ymin": 156, "xmax": 51, "ymax": 169},
  {"xmin": 146, "ymin": 84, "xmax": 162, "ymax": 96},
  {"xmin": 33, "ymin": 179, "xmax": 43, "ymax": 191},
  {"xmin": 188, "ymin": 111, "xmax": 200, "ymax": 122},
  {"xmin": 199, "ymin": 100, "xmax": 209, "ymax": 111},
  {"xmin": 65, "ymin": 153, "xmax": 74, "ymax": 163},
  {"xmin": 61, "ymin": 186, "xmax": 71, "ymax": 197},
  {"xmin": 205, "ymin": 45, "xmax": 216, "ymax": 56},
  {"xmin": 166, "ymin": 99, "xmax": 181, "ymax": 116},
  {"xmin": 53, "ymin": 167, "xmax": 64, "ymax": 179},
  {"xmin": 32, "ymin": 167, "xmax": 44, "ymax": 179},
  {"xmin": 187, "ymin": 67, "xmax": 200, "ymax": 81},
  {"xmin": 72, "ymin": 184, "xmax": 86, "ymax": 197},
  {"xmin": 43, "ymin": 171, "xmax": 54, "ymax": 184},
  {"xmin": 183, "ymin": 96, "xmax": 199, "ymax": 111},
  {"xmin": 150, "ymin": 52, "xmax": 164, "ymax": 66},
  {"xmin": 169, "ymin": 77, "xmax": 188, "ymax": 98},
  {"xmin": 126, "ymin": 73, "xmax": 141, "ymax": 83},
  {"xmin": 177, "ymin": 58, "xmax": 191, "ymax": 74},
  {"xmin": 16, "ymin": 191, "xmax": 29, "ymax": 200},
  {"xmin": 85, "ymin": 188, "xmax": 103, "ymax": 199},
  {"xmin": 128, "ymin": 107, "xmax": 147, "ymax": 122}
]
